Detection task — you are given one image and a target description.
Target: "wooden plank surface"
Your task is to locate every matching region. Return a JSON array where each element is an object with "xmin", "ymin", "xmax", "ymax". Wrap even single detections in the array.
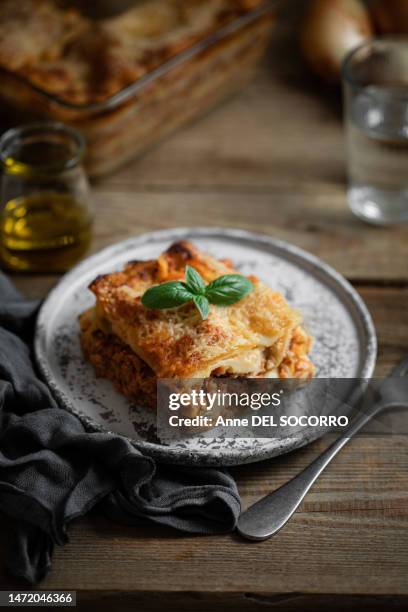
[
  {"xmin": 1, "ymin": 1, "xmax": 408, "ymax": 607},
  {"xmin": 10, "ymin": 87, "xmax": 408, "ymax": 283},
  {"xmin": 1, "ymin": 435, "xmax": 407, "ymax": 598}
]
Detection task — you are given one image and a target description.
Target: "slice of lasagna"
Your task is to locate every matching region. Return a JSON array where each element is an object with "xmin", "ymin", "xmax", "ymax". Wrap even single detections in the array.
[{"xmin": 79, "ymin": 241, "xmax": 315, "ymax": 408}]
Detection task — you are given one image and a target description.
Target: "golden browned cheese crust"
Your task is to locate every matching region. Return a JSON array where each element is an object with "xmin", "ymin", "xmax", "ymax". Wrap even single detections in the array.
[
  {"xmin": 87, "ymin": 241, "xmax": 313, "ymax": 379},
  {"xmin": 80, "ymin": 311, "xmax": 315, "ymax": 411},
  {"xmin": 0, "ymin": 0, "xmax": 266, "ymax": 104},
  {"xmin": 0, "ymin": 1, "xmax": 83, "ymax": 71}
]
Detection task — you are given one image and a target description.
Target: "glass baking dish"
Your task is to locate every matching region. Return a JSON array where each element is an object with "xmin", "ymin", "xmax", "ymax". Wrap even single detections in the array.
[{"xmin": 0, "ymin": 2, "xmax": 274, "ymax": 178}]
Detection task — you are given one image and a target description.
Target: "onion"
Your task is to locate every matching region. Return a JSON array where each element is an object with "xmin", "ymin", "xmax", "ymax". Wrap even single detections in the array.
[
  {"xmin": 371, "ymin": 0, "xmax": 408, "ymax": 34},
  {"xmin": 300, "ymin": 0, "xmax": 374, "ymax": 83}
]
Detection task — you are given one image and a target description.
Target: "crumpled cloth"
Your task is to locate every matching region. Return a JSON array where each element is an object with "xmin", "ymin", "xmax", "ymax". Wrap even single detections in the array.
[{"xmin": 0, "ymin": 273, "xmax": 240, "ymax": 584}]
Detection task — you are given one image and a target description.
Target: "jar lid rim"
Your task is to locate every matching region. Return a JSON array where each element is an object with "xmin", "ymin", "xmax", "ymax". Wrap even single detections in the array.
[{"xmin": 0, "ymin": 121, "xmax": 86, "ymax": 173}]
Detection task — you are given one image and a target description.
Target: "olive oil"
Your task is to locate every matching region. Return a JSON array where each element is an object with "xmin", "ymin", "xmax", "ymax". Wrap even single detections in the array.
[
  {"xmin": 0, "ymin": 123, "xmax": 92, "ymax": 273},
  {"xmin": 0, "ymin": 192, "xmax": 92, "ymax": 272}
]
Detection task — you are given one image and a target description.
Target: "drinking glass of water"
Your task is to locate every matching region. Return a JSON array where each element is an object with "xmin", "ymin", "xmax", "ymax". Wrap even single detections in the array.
[{"xmin": 342, "ymin": 38, "xmax": 408, "ymax": 225}]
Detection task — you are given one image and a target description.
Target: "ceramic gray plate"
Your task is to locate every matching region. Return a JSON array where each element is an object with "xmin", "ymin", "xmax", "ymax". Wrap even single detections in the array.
[{"xmin": 35, "ymin": 228, "xmax": 377, "ymax": 466}]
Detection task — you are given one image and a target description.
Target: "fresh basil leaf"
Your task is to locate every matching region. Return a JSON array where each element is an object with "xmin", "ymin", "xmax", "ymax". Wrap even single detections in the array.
[
  {"xmin": 185, "ymin": 265, "xmax": 206, "ymax": 295},
  {"xmin": 141, "ymin": 281, "xmax": 193, "ymax": 309},
  {"xmin": 205, "ymin": 274, "xmax": 253, "ymax": 305},
  {"xmin": 193, "ymin": 294, "xmax": 210, "ymax": 320}
]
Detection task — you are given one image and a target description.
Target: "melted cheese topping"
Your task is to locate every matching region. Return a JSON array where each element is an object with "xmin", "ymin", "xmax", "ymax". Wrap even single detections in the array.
[
  {"xmin": 87, "ymin": 241, "xmax": 312, "ymax": 379},
  {"xmin": 211, "ymin": 347, "xmax": 266, "ymax": 376}
]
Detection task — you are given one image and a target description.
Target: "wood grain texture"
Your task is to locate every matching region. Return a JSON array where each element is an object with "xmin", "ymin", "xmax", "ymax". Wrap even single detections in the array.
[
  {"xmin": 5, "ymin": 24, "xmax": 408, "ymax": 283},
  {"xmin": 1, "ymin": 0, "xmax": 408, "ymax": 604},
  {"xmin": 1, "ymin": 436, "xmax": 407, "ymax": 597}
]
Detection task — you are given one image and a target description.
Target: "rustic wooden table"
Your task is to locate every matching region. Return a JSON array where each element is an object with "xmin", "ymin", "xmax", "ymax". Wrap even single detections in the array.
[{"xmin": 1, "ymin": 9, "xmax": 407, "ymax": 611}]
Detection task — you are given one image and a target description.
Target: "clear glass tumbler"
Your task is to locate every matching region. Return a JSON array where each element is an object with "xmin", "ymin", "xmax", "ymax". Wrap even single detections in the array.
[
  {"xmin": 342, "ymin": 38, "xmax": 408, "ymax": 225},
  {"xmin": 0, "ymin": 122, "xmax": 93, "ymax": 272}
]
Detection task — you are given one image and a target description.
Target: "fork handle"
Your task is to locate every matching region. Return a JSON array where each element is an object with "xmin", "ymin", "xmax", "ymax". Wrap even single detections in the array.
[{"xmin": 237, "ymin": 399, "xmax": 396, "ymax": 541}]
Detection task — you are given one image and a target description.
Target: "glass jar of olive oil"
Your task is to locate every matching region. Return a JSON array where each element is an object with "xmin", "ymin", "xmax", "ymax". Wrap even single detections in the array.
[{"xmin": 0, "ymin": 122, "xmax": 93, "ymax": 272}]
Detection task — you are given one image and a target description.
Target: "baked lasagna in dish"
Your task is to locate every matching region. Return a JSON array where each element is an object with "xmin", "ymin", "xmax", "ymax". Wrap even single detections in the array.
[
  {"xmin": 80, "ymin": 241, "xmax": 315, "ymax": 409},
  {"xmin": 0, "ymin": 0, "xmax": 274, "ymax": 176},
  {"xmin": 0, "ymin": 0, "xmax": 269, "ymax": 105}
]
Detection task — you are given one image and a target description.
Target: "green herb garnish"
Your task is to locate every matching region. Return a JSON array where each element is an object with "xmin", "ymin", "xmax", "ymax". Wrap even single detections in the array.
[{"xmin": 141, "ymin": 265, "xmax": 253, "ymax": 320}]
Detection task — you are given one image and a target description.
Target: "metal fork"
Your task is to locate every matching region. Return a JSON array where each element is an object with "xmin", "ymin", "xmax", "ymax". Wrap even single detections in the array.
[{"xmin": 237, "ymin": 357, "xmax": 408, "ymax": 541}]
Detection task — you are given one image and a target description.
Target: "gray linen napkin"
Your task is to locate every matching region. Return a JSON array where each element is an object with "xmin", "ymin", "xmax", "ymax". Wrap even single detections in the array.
[{"xmin": 0, "ymin": 273, "xmax": 240, "ymax": 584}]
